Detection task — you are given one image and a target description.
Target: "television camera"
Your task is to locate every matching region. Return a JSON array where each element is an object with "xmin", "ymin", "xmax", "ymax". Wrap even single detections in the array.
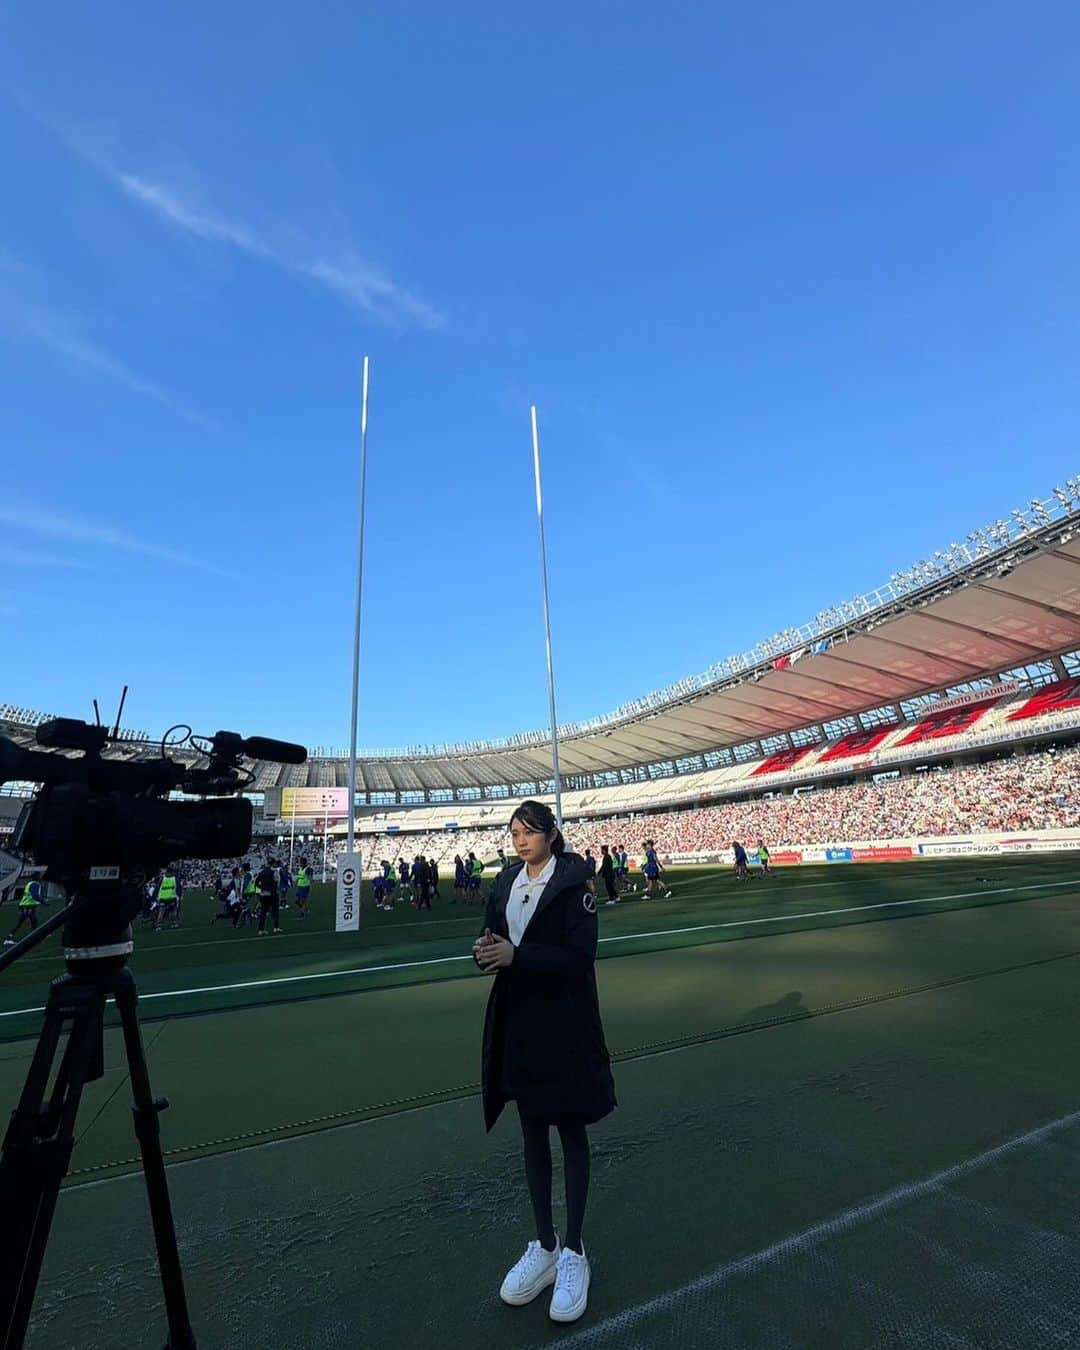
[{"xmin": 0, "ymin": 716, "xmax": 306, "ymax": 1349}]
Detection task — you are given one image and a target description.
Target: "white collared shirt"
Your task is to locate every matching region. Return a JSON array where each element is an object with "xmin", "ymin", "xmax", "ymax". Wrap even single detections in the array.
[{"xmin": 507, "ymin": 854, "xmax": 557, "ymax": 947}]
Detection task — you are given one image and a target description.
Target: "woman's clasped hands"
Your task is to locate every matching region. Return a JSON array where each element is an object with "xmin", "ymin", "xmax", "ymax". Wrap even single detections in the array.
[{"xmin": 474, "ymin": 928, "xmax": 515, "ymax": 971}]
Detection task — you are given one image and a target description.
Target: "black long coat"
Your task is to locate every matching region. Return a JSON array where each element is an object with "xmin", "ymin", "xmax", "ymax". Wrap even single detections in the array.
[{"xmin": 479, "ymin": 856, "xmax": 617, "ymax": 1131}]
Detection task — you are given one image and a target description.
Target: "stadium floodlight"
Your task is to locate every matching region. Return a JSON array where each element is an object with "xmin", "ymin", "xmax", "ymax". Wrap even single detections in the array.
[{"xmin": 1030, "ymin": 498, "xmax": 1052, "ymax": 526}]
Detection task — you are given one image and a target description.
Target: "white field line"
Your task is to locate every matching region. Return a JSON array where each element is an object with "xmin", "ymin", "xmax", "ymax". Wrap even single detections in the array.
[
  {"xmin": 1, "ymin": 860, "xmax": 1034, "ymax": 965},
  {"xmin": 543, "ymin": 1106, "xmax": 1080, "ymax": 1347},
  {"xmin": 0, "ymin": 877, "xmax": 1076, "ymax": 1022},
  {"xmin": 598, "ymin": 877, "xmax": 1080, "ymax": 945}
]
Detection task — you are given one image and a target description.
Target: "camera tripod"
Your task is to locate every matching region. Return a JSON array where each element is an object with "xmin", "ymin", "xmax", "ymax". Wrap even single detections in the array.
[{"xmin": 0, "ymin": 902, "xmax": 195, "ymax": 1350}]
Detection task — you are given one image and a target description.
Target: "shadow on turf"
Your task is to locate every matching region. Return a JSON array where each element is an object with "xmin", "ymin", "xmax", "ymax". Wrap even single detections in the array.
[{"xmin": 740, "ymin": 990, "xmax": 807, "ymax": 1025}]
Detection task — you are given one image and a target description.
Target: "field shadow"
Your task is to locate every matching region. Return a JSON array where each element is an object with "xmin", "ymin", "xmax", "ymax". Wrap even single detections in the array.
[{"xmin": 740, "ymin": 989, "xmax": 808, "ymax": 1024}]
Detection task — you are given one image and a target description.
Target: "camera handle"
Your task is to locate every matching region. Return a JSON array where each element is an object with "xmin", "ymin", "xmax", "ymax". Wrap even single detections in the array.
[{"xmin": 0, "ymin": 965, "xmax": 195, "ymax": 1350}]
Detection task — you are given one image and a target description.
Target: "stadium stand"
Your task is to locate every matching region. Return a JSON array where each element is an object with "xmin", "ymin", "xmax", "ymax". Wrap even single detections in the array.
[
  {"xmin": 895, "ymin": 697, "xmax": 1001, "ymax": 746},
  {"xmin": 330, "ymin": 747, "xmax": 1078, "ymax": 872},
  {"xmin": 5, "ymin": 490, "xmax": 1080, "ymax": 872},
  {"xmin": 751, "ymin": 746, "xmax": 815, "ymax": 775},
  {"xmin": 818, "ymin": 727, "xmax": 895, "ymax": 761},
  {"xmin": 1008, "ymin": 676, "xmax": 1080, "ymax": 722}
]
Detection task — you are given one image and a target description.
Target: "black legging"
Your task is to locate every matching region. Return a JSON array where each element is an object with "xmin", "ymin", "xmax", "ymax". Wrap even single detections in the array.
[
  {"xmin": 518, "ymin": 1105, "xmax": 591, "ymax": 1254},
  {"xmin": 602, "ymin": 870, "xmax": 617, "ymax": 902},
  {"xmin": 258, "ymin": 896, "xmax": 280, "ymax": 932}
]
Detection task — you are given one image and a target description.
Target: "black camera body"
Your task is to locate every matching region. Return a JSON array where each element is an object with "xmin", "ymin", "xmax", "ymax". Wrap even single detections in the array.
[
  {"xmin": 0, "ymin": 717, "xmax": 306, "ymax": 964},
  {"xmin": 12, "ymin": 783, "xmax": 254, "ymax": 877}
]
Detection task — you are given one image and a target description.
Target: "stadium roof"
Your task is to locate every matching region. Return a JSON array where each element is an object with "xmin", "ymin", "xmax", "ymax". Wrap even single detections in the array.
[
  {"xmin": 338, "ymin": 521, "xmax": 1077, "ymax": 789},
  {"xmin": 4, "ymin": 482, "xmax": 1080, "ymax": 796}
]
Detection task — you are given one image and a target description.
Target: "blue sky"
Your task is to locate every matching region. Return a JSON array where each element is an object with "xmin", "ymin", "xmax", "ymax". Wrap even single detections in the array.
[{"xmin": 2, "ymin": 2, "xmax": 1079, "ymax": 752}]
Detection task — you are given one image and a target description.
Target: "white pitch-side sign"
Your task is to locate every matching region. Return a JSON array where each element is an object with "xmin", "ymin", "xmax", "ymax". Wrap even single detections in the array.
[{"xmin": 335, "ymin": 852, "xmax": 361, "ymax": 932}]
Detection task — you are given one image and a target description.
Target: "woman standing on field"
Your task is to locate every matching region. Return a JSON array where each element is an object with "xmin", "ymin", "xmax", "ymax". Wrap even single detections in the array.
[{"xmin": 473, "ymin": 800, "xmax": 616, "ymax": 1324}]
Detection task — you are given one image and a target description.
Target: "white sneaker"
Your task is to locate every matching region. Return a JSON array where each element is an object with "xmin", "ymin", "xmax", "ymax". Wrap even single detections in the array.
[
  {"xmin": 549, "ymin": 1246, "xmax": 590, "ymax": 1322},
  {"xmin": 500, "ymin": 1237, "xmax": 560, "ymax": 1306},
  {"xmin": 3, "ymin": 937, "xmax": 14, "ymax": 946}
]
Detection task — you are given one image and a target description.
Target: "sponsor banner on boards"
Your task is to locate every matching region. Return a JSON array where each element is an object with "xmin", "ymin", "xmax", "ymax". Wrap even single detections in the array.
[
  {"xmin": 852, "ymin": 846, "xmax": 914, "ymax": 862},
  {"xmin": 665, "ymin": 850, "xmax": 803, "ymax": 867},
  {"xmin": 999, "ymin": 836, "xmax": 1080, "ymax": 853},
  {"xmin": 335, "ymin": 852, "xmax": 361, "ymax": 932},
  {"xmin": 919, "ymin": 840, "xmax": 1001, "ymax": 857}
]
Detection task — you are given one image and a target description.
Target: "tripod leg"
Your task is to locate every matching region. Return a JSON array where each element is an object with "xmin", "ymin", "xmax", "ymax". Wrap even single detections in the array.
[
  {"xmin": 112, "ymin": 971, "xmax": 196, "ymax": 1350},
  {"xmin": 0, "ymin": 981, "xmax": 105, "ymax": 1350}
]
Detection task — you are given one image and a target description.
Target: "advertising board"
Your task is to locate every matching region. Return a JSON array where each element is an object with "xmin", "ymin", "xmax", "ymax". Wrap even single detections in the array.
[
  {"xmin": 280, "ymin": 787, "xmax": 349, "ymax": 820},
  {"xmin": 998, "ymin": 835, "xmax": 1080, "ymax": 853},
  {"xmin": 918, "ymin": 840, "xmax": 1000, "ymax": 857},
  {"xmin": 335, "ymin": 853, "xmax": 361, "ymax": 932}
]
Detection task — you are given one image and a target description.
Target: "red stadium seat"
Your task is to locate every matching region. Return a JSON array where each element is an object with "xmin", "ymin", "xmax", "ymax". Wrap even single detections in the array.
[
  {"xmin": 819, "ymin": 727, "xmax": 896, "ymax": 761},
  {"xmin": 1007, "ymin": 677, "xmax": 1080, "ymax": 722},
  {"xmin": 896, "ymin": 697, "xmax": 999, "ymax": 746},
  {"xmin": 751, "ymin": 745, "xmax": 815, "ymax": 776}
]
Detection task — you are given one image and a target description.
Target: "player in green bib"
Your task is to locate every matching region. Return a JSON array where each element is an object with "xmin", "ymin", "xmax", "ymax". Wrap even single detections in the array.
[
  {"xmin": 294, "ymin": 859, "xmax": 312, "ymax": 919},
  {"xmin": 4, "ymin": 878, "xmax": 43, "ymax": 945},
  {"xmin": 155, "ymin": 866, "xmax": 181, "ymax": 931}
]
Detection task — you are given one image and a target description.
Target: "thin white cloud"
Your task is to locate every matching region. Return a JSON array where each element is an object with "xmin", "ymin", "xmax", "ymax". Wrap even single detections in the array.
[
  {"xmin": 19, "ymin": 306, "xmax": 215, "ymax": 429},
  {"xmin": 117, "ymin": 175, "xmax": 269, "ymax": 256},
  {"xmin": 0, "ymin": 503, "xmax": 234, "ymax": 577},
  {"xmin": 301, "ymin": 259, "xmax": 444, "ymax": 331},
  {"xmin": 0, "ymin": 258, "xmax": 213, "ymax": 430},
  {"xmin": 9, "ymin": 98, "xmax": 442, "ymax": 330},
  {"xmin": 114, "ymin": 171, "xmax": 443, "ymax": 332}
]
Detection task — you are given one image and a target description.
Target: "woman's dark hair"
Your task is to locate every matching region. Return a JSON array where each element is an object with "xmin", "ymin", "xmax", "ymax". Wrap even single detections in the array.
[{"xmin": 510, "ymin": 799, "xmax": 567, "ymax": 857}]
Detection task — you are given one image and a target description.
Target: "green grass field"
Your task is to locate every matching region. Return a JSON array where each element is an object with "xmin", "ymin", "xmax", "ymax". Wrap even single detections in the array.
[{"xmin": 5, "ymin": 854, "xmax": 1080, "ymax": 1348}]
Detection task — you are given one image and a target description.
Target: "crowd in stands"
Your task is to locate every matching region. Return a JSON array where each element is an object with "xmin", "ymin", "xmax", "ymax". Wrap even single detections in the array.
[
  {"xmin": 563, "ymin": 748, "xmax": 1078, "ymax": 855},
  {"xmin": 354, "ymin": 747, "xmax": 1080, "ymax": 866},
  {"xmin": 175, "ymin": 748, "xmax": 1078, "ymax": 883},
  {"xmin": 183, "ymin": 839, "xmax": 342, "ymax": 887}
]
